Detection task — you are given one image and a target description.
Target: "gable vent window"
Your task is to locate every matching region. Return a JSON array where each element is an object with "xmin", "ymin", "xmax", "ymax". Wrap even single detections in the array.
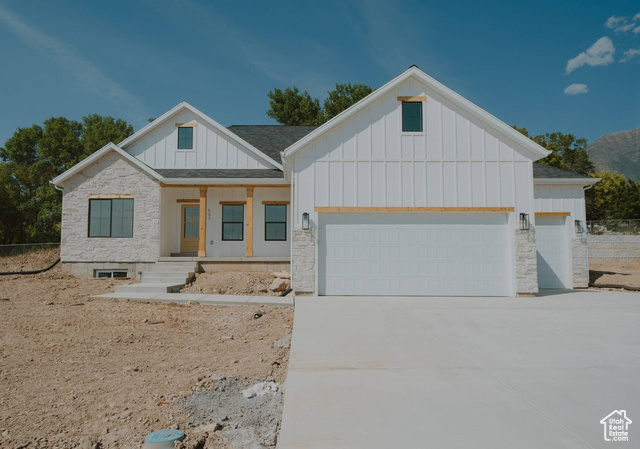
[
  {"xmin": 402, "ymin": 101, "xmax": 423, "ymax": 132},
  {"xmin": 178, "ymin": 127, "xmax": 194, "ymax": 149}
]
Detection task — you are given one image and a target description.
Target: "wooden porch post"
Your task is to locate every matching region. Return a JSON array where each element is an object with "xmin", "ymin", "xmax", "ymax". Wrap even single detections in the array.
[
  {"xmin": 245, "ymin": 187, "xmax": 254, "ymax": 257},
  {"xmin": 198, "ymin": 187, "xmax": 207, "ymax": 257}
]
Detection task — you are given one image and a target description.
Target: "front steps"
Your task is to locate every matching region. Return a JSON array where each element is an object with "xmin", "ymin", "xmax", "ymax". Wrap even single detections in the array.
[{"xmin": 114, "ymin": 261, "xmax": 198, "ymax": 294}]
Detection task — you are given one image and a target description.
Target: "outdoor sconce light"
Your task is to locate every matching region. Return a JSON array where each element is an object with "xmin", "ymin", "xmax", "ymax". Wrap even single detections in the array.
[
  {"xmin": 575, "ymin": 220, "xmax": 583, "ymax": 235},
  {"xmin": 302, "ymin": 212, "xmax": 310, "ymax": 230},
  {"xmin": 519, "ymin": 213, "xmax": 530, "ymax": 231}
]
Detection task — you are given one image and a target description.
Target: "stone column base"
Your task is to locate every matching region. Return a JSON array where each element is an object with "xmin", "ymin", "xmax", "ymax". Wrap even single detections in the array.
[
  {"xmin": 572, "ymin": 237, "xmax": 589, "ymax": 288},
  {"xmin": 515, "ymin": 229, "xmax": 538, "ymax": 295},
  {"xmin": 292, "ymin": 229, "xmax": 315, "ymax": 294}
]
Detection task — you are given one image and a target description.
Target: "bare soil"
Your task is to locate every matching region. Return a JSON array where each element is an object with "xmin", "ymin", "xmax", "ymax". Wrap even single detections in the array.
[
  {"xmin": 182, "ymin": 271, "xmax": 281, "ymax": 296},
  {"xmin": 590, "ymin": 260, "xmax": 640, "ymax": 290},
  {"xmin": 0, "ymin": 255, "xmax": 294, "ymax": 448},
  {"xmin": 0, "ymin": 248, "xmax": 60, "ymax": 272}
]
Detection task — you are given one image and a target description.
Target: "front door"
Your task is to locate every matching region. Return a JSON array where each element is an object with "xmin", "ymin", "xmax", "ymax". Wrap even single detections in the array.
[{"xmin": 181, "ymin": 204, "xmax": 200, "ymax": 254}]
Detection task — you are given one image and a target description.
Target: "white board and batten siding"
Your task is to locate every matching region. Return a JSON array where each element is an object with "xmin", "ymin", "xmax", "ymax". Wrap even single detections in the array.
[
  {"xmin": 160, "ymin": 187, "xmax": 290, "ymax": 258},
  {"xmin": 293, "ymin": 76, "xmax": 535, "ymax": 227},
  {"xmin": 533, "ymin": 185, "xmax": 586, "ymax": 223},
  {"xmin": 124, "ymin": 109, "xmax": 275, "ymax": 170}
]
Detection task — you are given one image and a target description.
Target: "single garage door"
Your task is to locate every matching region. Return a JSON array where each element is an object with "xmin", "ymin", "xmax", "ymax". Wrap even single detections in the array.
[
  {"xmin": 318, "ymin": 213, "xmax": 512, "ymax": 296},
  {"xmin": 536, "ymin": 216, "xmax": 569, "ymax": 289}
]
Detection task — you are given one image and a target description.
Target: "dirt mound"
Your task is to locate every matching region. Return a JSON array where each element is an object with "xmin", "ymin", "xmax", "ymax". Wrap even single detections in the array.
[
  {"xmin": 0, "ymin": 247, "xmax": 60, "ymax": 272},
  {"xmin": 182, "ymin": 271, "xmax": 279, "ymax": 296},
  {"xmin": 0, "ymin": 252, "xmax": 294, "ymax": 448}
]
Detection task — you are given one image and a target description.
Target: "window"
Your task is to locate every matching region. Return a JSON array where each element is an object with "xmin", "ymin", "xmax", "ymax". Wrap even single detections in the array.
[
  {"xmin": 222, "ymin": 204, "xmax": 244, "ymax": 241},
  {"xmin": 95, "ymin": 270, "xmax": 128, "ymax": 279},
  {"xmin": 178, "ymin": 127, "xmax": 193, "ymax": 149},
  {"xmin": 88, "ymin": 199, "xmax": 134, "ymax": 238},
  {"xmin": 402, "ymin": 101, "xmax": 423, "ymax": 132},
  {"xmin": 265, "ymin": 204, "xmax": 287, "ymax": 241}
]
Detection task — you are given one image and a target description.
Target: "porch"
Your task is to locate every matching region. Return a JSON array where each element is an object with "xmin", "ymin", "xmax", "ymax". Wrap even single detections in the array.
[{"xmin": 159, "ymin": 184, "xmax": 292, "ymax": 261}]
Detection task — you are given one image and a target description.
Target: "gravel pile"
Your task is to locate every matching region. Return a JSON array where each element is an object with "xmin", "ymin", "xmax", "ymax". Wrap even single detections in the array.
[{"xmin": 179, "ymin": 376, "xmax": 285, "ymax": 448}]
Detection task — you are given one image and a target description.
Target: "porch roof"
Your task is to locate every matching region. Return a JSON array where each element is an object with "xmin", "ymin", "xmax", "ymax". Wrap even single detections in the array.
[{"xmin": 154, "ymin": 168, "xmax": 284, "ymax": 178}]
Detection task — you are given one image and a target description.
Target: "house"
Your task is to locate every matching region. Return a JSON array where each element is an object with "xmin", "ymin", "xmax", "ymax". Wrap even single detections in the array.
[{"xmin": 51, "ymin": 66, "xmax": 598, "ymax": 296}]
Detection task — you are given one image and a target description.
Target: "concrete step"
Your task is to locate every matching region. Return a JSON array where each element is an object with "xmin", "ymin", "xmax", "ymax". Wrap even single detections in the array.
[
  {"xmin": 143, "ymin": 273, "xmax": 193, "ymax": 283},
  {"xmin": 114, "ymin": 283, "xmax": 185, "ymax": 294},
  {"xmin": 151, "ymin": 264, "xmax": 198, "ymax": 272}
]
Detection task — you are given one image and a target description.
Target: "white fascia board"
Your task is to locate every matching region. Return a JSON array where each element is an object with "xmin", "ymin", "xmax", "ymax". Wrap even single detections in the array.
[
  {"xmin": 51, "ymin": 143, "xmax": 162, "ymax": 186},
  {"xmin": 282, "ymin": 67, "xmax": 550, "ymax": 162},
  {"xmin": 533, "ymin": 177, "xmax": 600, "ymax": 185},
  {"xmin": 117, "ymin": 102, "xmax": 283, "ymax": 171},
  {"xmin": 160, "ymin": 178, "xmax": 290, "ymax": 185}
]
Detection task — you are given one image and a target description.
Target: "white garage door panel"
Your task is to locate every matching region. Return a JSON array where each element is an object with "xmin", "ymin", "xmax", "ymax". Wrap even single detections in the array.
[
  {"xmin": 319, "ymin": 213, "xmax": 512, "ymax": 296},
  {"xmin": 536, "ymin": 216, "xmax": 568, "ymax": 289}
]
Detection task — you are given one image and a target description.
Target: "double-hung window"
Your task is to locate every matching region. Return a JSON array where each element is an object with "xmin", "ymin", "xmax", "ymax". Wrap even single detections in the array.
[
  {"xmin": 88, "ymin": 198, "xmax": 134, "ymax": 238},
  {"xmin": 222, "ymin": 204, "xmax": 244, "ymax": 241},
  {"xmin": 265, "ymin": 204, "xmax": 287, "ymax": 241}
]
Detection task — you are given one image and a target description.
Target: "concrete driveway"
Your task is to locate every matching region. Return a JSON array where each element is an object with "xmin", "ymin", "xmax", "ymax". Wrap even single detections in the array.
[{"xmin": 278, "ymin": 291, "xmax": 640, "ymax": 448}]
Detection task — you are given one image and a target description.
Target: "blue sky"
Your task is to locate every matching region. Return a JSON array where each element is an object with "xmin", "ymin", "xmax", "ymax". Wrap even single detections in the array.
[{"xmin": 0, "ymin": 0, "xmax": 638, "ymax": 148}]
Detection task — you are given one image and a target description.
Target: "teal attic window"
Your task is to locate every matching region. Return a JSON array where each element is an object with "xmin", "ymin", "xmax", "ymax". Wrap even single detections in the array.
[
  {"xmin": 402, "ymin": 101, "xmax": 423, "ymax": 132},
  {"xmin": 178, "ymin": 127, "xmax": 193, "ymax": 149}
]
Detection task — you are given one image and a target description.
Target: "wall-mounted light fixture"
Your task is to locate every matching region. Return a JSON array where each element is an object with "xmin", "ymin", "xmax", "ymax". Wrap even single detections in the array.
[
  {"xmin": 519, "ymin": 213, "xmax": 530, "ymax": 231},
  {"xmin": 302, "ymin": 212, "xmax": 310, "ymax": 230},
  {"xmin": 575, "ymin": 220, "xmax": 583, "ymax": 235}
]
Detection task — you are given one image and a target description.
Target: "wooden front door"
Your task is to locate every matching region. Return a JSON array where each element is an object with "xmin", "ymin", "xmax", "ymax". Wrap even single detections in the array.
[{"xmin": 181, "ymin": 204, "xmax": 200, "ymax": 254}]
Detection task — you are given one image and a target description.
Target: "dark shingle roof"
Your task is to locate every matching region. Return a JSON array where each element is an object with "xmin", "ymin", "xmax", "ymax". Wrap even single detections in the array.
[
  {"xmin": 227, "ymin": 125, "xmax": 319, "ymax": 164},
  {"xmin": 155, "ymin": 169, "xmax": 284, "ymax": 179},
  {"xmin": 532, "ymin": 163, "xmax": 585, "ymax": 178}
]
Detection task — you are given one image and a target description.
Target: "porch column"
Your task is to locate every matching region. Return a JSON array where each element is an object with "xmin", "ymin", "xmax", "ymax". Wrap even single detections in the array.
[
  {"xmin": 245, "ymin": 187, "xmax": 254, "ymax": 257},
  {"xmin": 198, "ymin": 187, "xmax": 207, "ymax": 257}
]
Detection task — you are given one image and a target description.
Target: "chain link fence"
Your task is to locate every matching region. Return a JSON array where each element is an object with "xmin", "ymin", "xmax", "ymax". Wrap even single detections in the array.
[
  {"xmin": 586, "ymin": 219, "xmax": 640, "ymax": 235},
  {"xmin": 0, "ymin": 243, "xmax": 60, "ymax": 258}
]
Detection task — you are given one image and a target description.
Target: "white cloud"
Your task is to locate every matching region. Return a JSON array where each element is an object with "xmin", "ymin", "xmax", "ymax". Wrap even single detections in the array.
[
  {"xmin": 564, "ymin": 84, "xmax": 588, "ymax": 95},
  {"xmin": 605, "ymin": 12, "xmax": 640, "ymax": 33},
  {"xmin": 621, "ymin": 48, "xmax": 640, "ymax": 62},
  {"xmin": 0, "ymin": 5, "xmax": 149, "ymax": 121},
  {"xmin": 605, "ymin": 15, "xmax": 626, "ymax": 29},
  {"xmin": 566, "ymin": 37, "xmax": 615, "ymax": 73}
]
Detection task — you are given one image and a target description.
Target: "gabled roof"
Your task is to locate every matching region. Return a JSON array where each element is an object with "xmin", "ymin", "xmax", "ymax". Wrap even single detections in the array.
[
  {"xmin": 51, "ymin": 143, "xmax": 162, "ymax": 186},
  {"xmin": 228, "ymin": 125, "xmax": 319, "ymax": 164},
  {"xmin": 117, "ymin": 102, "xmax": 284, "ymax": 170},
  {"xmin": 281, "ymin": 66, "xmax": 551, "ymax": 161},
  {"xmin": 533, "ymin": 163, "xmax": 600, "ymax": 185}
]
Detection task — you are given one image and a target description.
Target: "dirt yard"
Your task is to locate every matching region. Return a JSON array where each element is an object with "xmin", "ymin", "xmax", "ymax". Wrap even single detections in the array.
[
  {"xmin": 0, "ymin": 253, "xmax": 294, "ymax": 448},
  {"xmin": 590, "ymin": 260, "xmax": 640, "ymax": 290},
  {"xmin": 182, "ymin": 271, "xmax": 290, "ymax": 296}
]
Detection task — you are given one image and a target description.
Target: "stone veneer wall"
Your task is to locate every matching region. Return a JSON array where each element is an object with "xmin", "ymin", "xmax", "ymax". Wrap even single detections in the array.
[
  {"xmin": 292, "ymin": 228, "xmax": 315, "ymax": 294},
  {"xmin": 60, "ymin": 151, "xmax": 161, "ymax": 265},
  {"xmin": 515, "ymin": 229, "xmax": 538, "ymax": 295},
  {"xmin": 571, "ymin": 237, "xmax": 589, "ymax": 288}
]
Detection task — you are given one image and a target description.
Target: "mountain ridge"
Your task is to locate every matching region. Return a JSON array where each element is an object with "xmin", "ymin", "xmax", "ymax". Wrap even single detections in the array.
[{"xmin": 586, "ymin": 127, "xmax": 640, "ymax": 181}]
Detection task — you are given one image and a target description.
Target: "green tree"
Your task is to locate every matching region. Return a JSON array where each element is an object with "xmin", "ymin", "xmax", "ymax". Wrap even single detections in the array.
[
  {"xmin": 0, "ymin": 115, "xmax": 134, "ymax": 244},
  {"xmin": 266, "ymin": 87, "xmax": 324, "ymax": 125},
  {"xmin": 323, "ymin": 83, "xmax": 373, "ymax": 120},
  {"xmin": 267, "ymin": 83, "xmax": 373, "ymax": 125},
  {"xmin": 513, "ymin": 127, "xmax": 594, "ymax": 175},
  {"xmin": 586, "ymin": 171, "xmax": 640, "ymax": 220}
]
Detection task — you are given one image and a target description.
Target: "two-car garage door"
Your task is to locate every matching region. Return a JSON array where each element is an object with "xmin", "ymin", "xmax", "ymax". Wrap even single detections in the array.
[{"xmin": 318, "ymin": 213, "xmax": 512, "ymax": 296}]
